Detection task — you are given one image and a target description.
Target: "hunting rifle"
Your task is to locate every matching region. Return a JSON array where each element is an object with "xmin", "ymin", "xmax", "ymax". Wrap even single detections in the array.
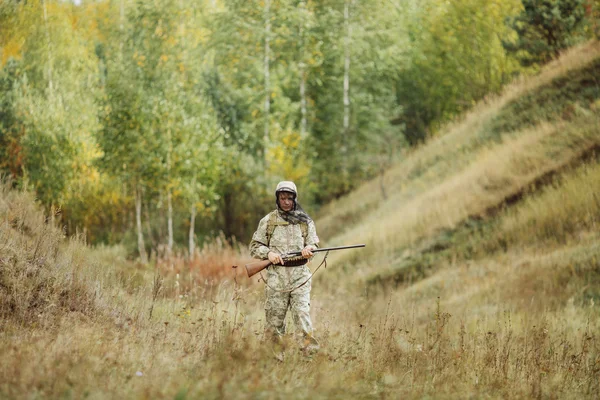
[{"xmin": 245, "ymin": 244, "xmax": 366, "ymax": 278}]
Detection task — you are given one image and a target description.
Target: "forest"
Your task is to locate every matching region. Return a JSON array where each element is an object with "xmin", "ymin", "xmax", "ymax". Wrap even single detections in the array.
[{"xmin": 1, "ymin": 0, "xmax": 596, "ymax": 259}]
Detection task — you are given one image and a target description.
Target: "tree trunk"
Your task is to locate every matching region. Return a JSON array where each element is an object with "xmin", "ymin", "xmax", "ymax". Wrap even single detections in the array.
[
  {"xmin": 144, "ymin": 198, "xmax": 153, "ymax": 249},
  {"xmin": 167, "ymin": 125, "xmax": 173, "ymax": 256},
  {"xmin": 136, "ymin": 185, "xmax": 148, "ymax": 264},
  {"xmin": 222, "ymin": 188, "xmax": 235, "ymax": 241},
  {"xmin": 119, "ymin": 0, "xmax": 124, "ymax": 59},
  {"xmin": 342, "ymin": 0, "xmax": 353, "ymax": 185},
  {"xmin": 42, "ymin": 0, "xmax": 54, "ymax": 92},
  {"xmin": 299, "ymin": 1, "xmax": 307, "ymax": 138},
  {"xmin": 179, "ymin": 0, "xmax": 186, "ymax": 76},
  {"xmin": 189, "ymin": 203, "xmax": 196, "ymax": 260},
  {"xmin": 122, "ymin": 181, "xmax": 128, "ymax": 233},
  {"xmin": 167, "ymin": 189, "xmax": 173, "ymax": 256},
  {"xmin": 300, "ymin": 70, "xmax": 307, "ymax": 137},
  {"xmin": 343, "ymin": 0, "xmax": 351, "ymax": 133},
  {"xmin": 380, "ymin": 166, "xmax": 387, "ymax": 200},
  {"xmin": 264, "ymin": 0, "xmax": 271, "ymax": 151},
  {"xmin": 157, "ymin": 192, "xmax": 164, "ymax": 241}
]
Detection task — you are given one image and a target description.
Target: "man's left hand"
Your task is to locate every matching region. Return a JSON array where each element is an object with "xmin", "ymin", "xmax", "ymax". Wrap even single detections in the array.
[{"xmin": 301, "ymin": 246, "xmax": 314, "ymax": 258}]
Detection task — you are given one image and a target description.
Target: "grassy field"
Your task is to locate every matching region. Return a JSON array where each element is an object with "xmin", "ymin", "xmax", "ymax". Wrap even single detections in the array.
[{"xmin": 1, "ymin": 41, "xmax": 600, "ymax": 399}]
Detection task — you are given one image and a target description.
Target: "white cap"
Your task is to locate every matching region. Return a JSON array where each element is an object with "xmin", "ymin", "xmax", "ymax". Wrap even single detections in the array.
[{"xmin": 276, "ymin": 181, "xmax": 298, "ymax": 199}]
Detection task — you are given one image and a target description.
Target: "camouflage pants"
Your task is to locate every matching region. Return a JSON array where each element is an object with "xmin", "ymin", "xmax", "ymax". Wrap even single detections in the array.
[{"xmin": 264, "ymin": 265, "xmax": 313, "ymax": 338}]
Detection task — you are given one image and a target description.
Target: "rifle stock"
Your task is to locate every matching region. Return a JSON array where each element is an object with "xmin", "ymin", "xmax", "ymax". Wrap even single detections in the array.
[{"xmin": 245, "ymin": 259, "xmax": 272, "ymax": 278}]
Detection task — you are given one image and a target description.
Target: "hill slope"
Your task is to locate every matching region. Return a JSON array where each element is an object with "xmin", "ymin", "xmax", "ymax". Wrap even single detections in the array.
[{"xmin": 318, "ymin": 40, "xmax": 600, "ymax": 293}]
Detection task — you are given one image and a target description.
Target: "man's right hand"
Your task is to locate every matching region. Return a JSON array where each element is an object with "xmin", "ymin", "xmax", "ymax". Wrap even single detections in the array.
[{"xmin": 268, "ymin": 251, "xmax": 284, "ymax": 265}]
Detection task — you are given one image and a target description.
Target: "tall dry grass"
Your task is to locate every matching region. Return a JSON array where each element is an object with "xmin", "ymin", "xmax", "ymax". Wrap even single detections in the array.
[
  {"xmin": 322, "ymin": 113, "xmax": 600, "ymax": 286},
  {"xmin": 150, "ymin": 234, "xmax": 253, "ymax": 303},
  {"xmin": 1, "ymin": 181, "xmax": 599, "ymax": 399},
  {"xmin": 0, "ymin": 185, "xmax": 98, "ymax": 326},
  {"xmin": 0, "ymin": 181, "xmax": 251, "ymax": 330},
  {"xmin": 491, "ymin": 159, "xmax": 600, "ymax": 249}
]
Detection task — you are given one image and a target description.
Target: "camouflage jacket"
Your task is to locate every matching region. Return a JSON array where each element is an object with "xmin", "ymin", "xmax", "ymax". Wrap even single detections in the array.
[{"xmin": 249, "ymin": 210, "xmax": 319, "ymax": 260}]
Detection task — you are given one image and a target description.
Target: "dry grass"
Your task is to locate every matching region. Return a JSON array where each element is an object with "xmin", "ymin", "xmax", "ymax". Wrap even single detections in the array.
[
  {"xmin": 493, "ymin": 160, "xmax": 600, "ymax": 249},
  {"xmin": 323, "ymin": 113, "xmax": 600, "ymax": 283},
  {"xmin": 151, "ymin": 234, "xmax": 253, "ymax": 302},
  {"xmin": 0, "ymin": 186, "xmax": 97, "ymax": 326},
  {"xmin": 1, "ymin": 181, "xmax": 599, "ymax": 399}
]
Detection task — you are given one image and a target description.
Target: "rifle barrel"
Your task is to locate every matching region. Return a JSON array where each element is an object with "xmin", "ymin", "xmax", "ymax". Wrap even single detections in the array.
[{"xmin": 286, "ymin": 244, "xmax": 365, "ymax": 257}]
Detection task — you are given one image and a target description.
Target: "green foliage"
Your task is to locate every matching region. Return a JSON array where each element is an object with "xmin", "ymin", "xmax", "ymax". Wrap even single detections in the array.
[
  {"xmin": 5, "ymin": 1, "xmax": 100, "ymax": 207},
  {"xmin": 202, "ymin": 69, "xmax": 252, "ymax": 151},
  {"xmin": 2, "ymin": 0, "xmax": 598, "ymax": 252},
  {"xmin": 503, "ymin": 0, "xmax": 589, "ymax": 67},
  {"xmin": 0, "ymin": 60, "xmax": 24, "ymax": 179},
  {"xmin": 307, "ymin": 0, "xmax": 405, "ymax": 201},
  {"xmin": 395, "ymin": 0, "xmax": 522, "ymax": 144},
  {"xmin": 99, "ymin": 1, "xmax": 222, "ymax": 193},
  {"xmin": 99, "ymin": 66, "xmax": 161, "ymax": 186}
]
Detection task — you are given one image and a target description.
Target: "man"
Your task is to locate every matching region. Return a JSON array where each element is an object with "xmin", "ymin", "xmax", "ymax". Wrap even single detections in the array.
[{"xmin": 249, "ymin": 181, "xmax": 320, "ymax": 353}]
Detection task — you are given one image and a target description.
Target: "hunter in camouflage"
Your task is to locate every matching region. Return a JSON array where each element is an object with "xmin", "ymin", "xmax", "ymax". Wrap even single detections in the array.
[{"xmin": 249, "ymin": 181, "xmax": 320, "ymax": 351}]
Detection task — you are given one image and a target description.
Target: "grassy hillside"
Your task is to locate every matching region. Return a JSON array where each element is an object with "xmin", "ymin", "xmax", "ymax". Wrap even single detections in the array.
[
  {"xmin": 319, "ymin": 41, "xmax": 600, "ymax": 285},
  {"xmin": 1, "ymin": 42, "xmax": 600, "ymax": 399}
]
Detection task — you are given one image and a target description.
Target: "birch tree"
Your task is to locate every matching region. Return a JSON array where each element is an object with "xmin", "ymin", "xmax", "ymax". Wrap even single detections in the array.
[
  {"xmin": 9, "ymin": 0, "xmax": 100, "ymax": 210},
  {"xmin": 341, "ymin": 0, "xmax": 353, "ymax": 185},
  {"xmin": 264, "ymin": 0, "xmax": 271, "ymax": 151}
]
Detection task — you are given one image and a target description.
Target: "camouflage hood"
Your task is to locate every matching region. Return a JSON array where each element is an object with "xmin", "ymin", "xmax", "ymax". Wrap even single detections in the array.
[{"xmin": 275, "ymin": 181, "xmax": 312, "ymax": 225}]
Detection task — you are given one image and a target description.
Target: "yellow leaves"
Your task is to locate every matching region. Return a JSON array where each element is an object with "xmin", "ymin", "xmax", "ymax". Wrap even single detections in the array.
[
  {"xmin": 307, "ymin": 56, "xmax": 320, "ymax": 66},
  {"xmin": 172, "ymin": 187, "xmax": 182, "ymax": 198},
  {"xmin": 266, "ymin": 127, "xmax": 311, "ymax": 182},
  {"xmin": 268, "ymin": 145, "xmax": 285, "ymax": 163},
  {"xmin": 133, "ymin": 52, "xmax": 146, "ymax": 67},
  {"xmin": 83, "ymin": 141, "xmax": 102, "ymax": 160},
  {"xmin": 45, "ymin": 1, "xmax": 61, "ymax": 15},
  {"xmin": 281, "ymin": 131, "xmax": 300, "ymax": 149},
  {"xmin": 195, "ymin": 201, "xmax": 206, "ymax": 215},
  {"xmin": 160, "ymin": 54, "xmax": 169, "ymax": 63},
  {"xmin": 177, "ymin": 308, "xmax": 192, "ymax": 319},
  {"xmin": 1, "ymin": 39, "xmax": 23, "ymax": 66},
  {"xmin": 195, "ymin": 27, "xmax": 210, "ymax": 45}
]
